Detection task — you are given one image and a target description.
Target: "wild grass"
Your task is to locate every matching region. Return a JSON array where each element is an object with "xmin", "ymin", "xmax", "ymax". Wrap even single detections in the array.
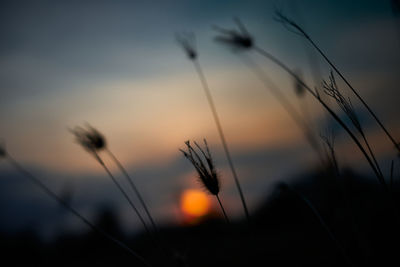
[
  {"xmin": 215, "ymin": 23, "xmax": 327, "ymax": 166},
  {"xmin": 322, "ymin": 72, "xmax": 384, "ymax": 179},
  {"xmin": 275, "ymin": 10, "xmax": 400, "ymax": 155},
  {"xmin": 180, "ymin": 139, "xmax": 230, "ymax": 223},
  {"xmin": 212, "ymin": 18, "xmax": 385, "ymax": 187},
  {"xmin": 3, "ymin": 6, "xmax": 400, "ymax": 267},
  {"xmin": 105, "ymin": 144, "xmax": 158, "ymax": 234},
  {"xmin": 70, "ymin": 124, "xmax": 152, "ymax": 236},
  {"xmin": 0, "ymin": 144, "xmax": 151, "ymax": 267},
  {"xmin": 176, "ymin": 33, "xmax": 250, "ymax": 221}
]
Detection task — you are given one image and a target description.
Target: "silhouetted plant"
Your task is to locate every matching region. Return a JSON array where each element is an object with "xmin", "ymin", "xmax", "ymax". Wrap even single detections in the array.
[
  {"xmin": 0, "ymin": 143, "xmax": 151, "ymax": 267},
  {"xmin": 180, "ymin": 139, "xmax": 229, "ymax": 223},
  {"xmin": 213, "ymin": 18, "xmax": 253, "ymax": 51},
  {"xmin": 69, "ymin": 123, "xmax": 158, "ymax": 234},
  {"xmin": 213, "ymin": 19, "xmax": 384, "ymax": 187},
  {"xmin": 176, "ymin": 32, "xmax": 197, "ymax": 59},
  {"xmin": 105, "ymin": 149, "xmax": 159, "ymax": 234},
  {"xmin": 275, "ymin": 10, "xmax": 400, "ymax": 155},
  {"xmin": 176, "ymin": 33, "xmax": 250, "ymax": 220},
  {"xmin": 70, "ymin": 124, "xmax": 151, "ymax": 235},
  {"xmin": 323, "ymin": 72, "xmax": 384, "ymax": 179}
]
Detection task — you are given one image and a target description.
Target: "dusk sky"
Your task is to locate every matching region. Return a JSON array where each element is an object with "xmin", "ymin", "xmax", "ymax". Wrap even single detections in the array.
[{"xmin": 1, "ymin": 0, "xmax": 399, "ymax": 239}]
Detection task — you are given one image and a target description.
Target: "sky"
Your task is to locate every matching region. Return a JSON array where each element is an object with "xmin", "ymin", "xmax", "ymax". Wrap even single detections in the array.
[{"xmin": 0, "ymin": 0, "xmax": 399, "ymax": 239}]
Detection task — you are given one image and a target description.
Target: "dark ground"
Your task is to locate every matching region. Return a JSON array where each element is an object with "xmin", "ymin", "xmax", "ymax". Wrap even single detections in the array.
[{"xmin": 1, "ymin": 168, "xmax": 399, "ymax": 267}]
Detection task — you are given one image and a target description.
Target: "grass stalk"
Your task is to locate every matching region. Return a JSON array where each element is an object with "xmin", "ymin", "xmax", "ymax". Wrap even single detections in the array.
[
  {"xmin": 275, "ymin": 12, "xmax": 400, "ymax": 154},
  {"xmin": 240, "ymin": 56, "xmax": 327, "ymax": 166},
  {"xmin": 5, "ymin": 152, "xmax": 151, "ymax": 267},
  {"xmin": 93, "ymin": 151, "xmax": 152, "ymax": 237},
  {"xmin": 322, "ymin": 73, "xmax": 384, "ymax": 179},
  {"xmin": 191, "ymin": 58, "xmax": 250, "ymax": 221},
  {"xmin": 105, "ymin": 148, "xmax": 158, "ymax": 234},
  {"xmin": 252, "ymin": 45, "xmax": 386, "ymax": 188}
]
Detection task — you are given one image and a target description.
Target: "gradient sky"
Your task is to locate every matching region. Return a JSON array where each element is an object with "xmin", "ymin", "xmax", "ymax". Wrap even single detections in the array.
[{"xmin": 1, "ymin": 0, "xmax": 399, "ymax": 239}]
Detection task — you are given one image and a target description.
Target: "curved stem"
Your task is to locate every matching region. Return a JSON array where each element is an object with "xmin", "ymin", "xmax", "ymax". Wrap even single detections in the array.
[
  {"xmin": 253, "ymin": 46, "xmax": 387, "ymax": 188},
  {"xmin": 241, "ymin": 55, "xmax": 327, "ymax": 166},
  {"xmin": 192, "ymin": 58, "xmax": 250, "ymax": 221},
  {"xmin": 5, "ymin": 154, "xmax": 151, "ymax": 267},
  {"xmin": 105, "ymin": 149, "xmax": 158, "ymax": 234},
  {"xmin": 305, "ymin": 36, "xmax": 400, "ymax": 154},
  {"xmin": 93, "ymin": 152, "xmax": 152, "ymax": 237},
  {"xmin": 360, "ymin": 132, "xmax": 383, "ymax": 178}
]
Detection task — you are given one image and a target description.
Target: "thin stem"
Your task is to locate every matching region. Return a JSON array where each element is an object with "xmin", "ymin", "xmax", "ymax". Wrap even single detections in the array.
[
  {"xmin": 359, "ymin": 132, "xmax": 383, "ymax": 178},
  {"xmin": 192, "ymin": 58, "xmax": 250, "ymax": 221},
  {"xmin": 253, "ymin": 45, "xmax": 387, "ymax": 189},
  {"xmin": 241, "ymin": 56, "xmax": 327, "ymax": 166},
  {"xmin": 104, "ymin": 151, "xmax": 177, "ymax": 266},
  {"xmin": 216, "ymin": 194, "xmax": 230, "ymax": 224},
  {"xmin": 321, "ymin": 134, "xmax": 339, "ymax": 175},
  {"xmin": 106, "ymin": 149, "xmax": 158, "ymax": 234},
  {"xmin": 93, "ymin": 152, "xmax": 152, "ymax": 237},
  {"xmin": 288, "ymin": 0, "xmax": 323, "ymax": 93},
  {"xmin": 305, "ymin": 36, "xmax": 400, "ymax": 154},
  {"xmin": 5, "ymin": 153, "xmax": 151, "ymax": 267}
]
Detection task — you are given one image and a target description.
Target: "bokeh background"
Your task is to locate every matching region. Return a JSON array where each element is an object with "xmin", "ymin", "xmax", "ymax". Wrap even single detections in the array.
[{"xmin": 1, "ymin": 0, "xmax": 399, "ymax": 240}]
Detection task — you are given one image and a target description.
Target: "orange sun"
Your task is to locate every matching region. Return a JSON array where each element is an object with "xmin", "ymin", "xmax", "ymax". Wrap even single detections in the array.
[{"xmin": 180, "ymin": 189, "xmax": 211, "ymax": 218}]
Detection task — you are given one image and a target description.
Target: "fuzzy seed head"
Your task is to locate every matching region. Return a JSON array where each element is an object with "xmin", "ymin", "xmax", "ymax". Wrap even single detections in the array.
[
  {"xmin": 70, "ymin": 124, "xmax": 106, "ymax": 154},
  {"xmin": 213, "ymin": 18, "xmax": 253, "ymax": 51},
  {"xmin": 180, "ymin": 139, "xmax": 220, "ymax": 195},
  {"xmin": 176, "ymin": 32, "xmax": 197, "ymax": 60}
]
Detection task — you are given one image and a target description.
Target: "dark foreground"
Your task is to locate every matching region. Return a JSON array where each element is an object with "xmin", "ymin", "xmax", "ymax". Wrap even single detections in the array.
[{"xmin": 1, "ymin": 169, "xmax": 399, "ymax": 267}]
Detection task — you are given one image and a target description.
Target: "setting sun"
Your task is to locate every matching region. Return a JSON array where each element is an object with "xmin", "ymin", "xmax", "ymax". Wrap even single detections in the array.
[{"xmin": 180, "ymin": 189, "xmax": 211, "ymax": 217}]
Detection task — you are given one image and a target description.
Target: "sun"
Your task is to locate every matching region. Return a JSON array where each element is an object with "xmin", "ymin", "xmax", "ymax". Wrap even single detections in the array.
[{"xmin": 180, "ymin": 189, "xmax": 211, "ymax": 218}]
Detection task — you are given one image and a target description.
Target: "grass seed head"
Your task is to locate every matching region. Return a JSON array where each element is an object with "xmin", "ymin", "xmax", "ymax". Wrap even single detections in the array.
[
  {"xmin": 323, "ymin": 71, "xmax": 362, "ymax": 133},
  {"xmin": 70, "ymin": 124, "xmax": 106, "ymax": 158},
  {"xmin": 180, "ymin": 139, "xmax": 220, "ymax": 195},
  {"xmin": 274, "ymin": 9, "xmax": 309, "ymax": 38},
  {"xmin": 213, "ymin": 18, "xmax": 253, "ymax": 51},
  {"xmin": 176, "ymin": 32, "xmax": 197, "ymax": 60}
]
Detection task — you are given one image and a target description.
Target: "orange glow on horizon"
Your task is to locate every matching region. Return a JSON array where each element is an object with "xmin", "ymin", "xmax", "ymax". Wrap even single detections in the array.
[{"xmin": 180, "ymin": 189, "xmax": 211, "ymax": 218}]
